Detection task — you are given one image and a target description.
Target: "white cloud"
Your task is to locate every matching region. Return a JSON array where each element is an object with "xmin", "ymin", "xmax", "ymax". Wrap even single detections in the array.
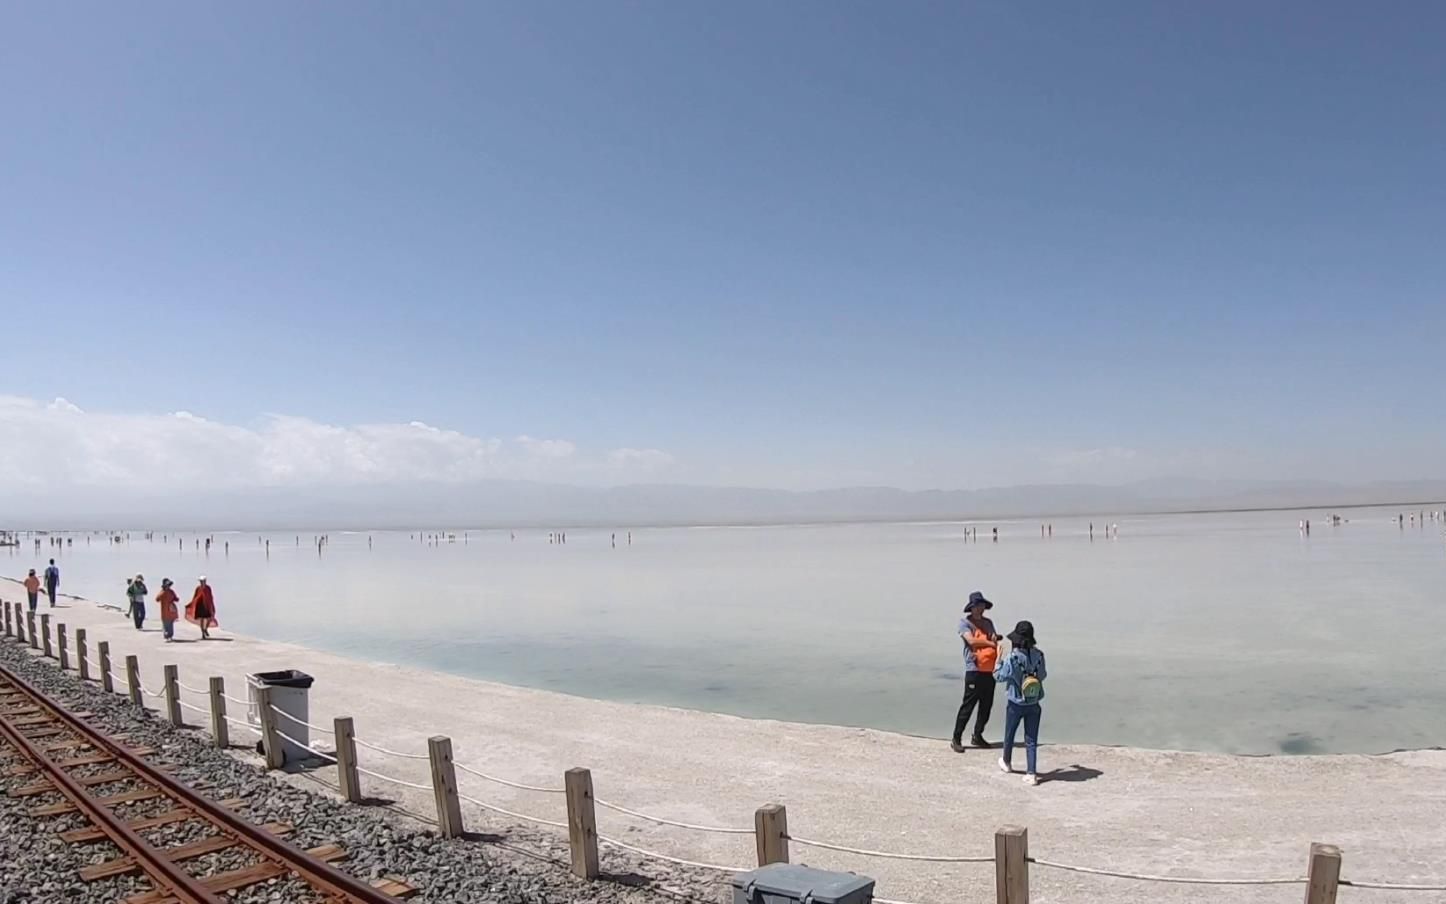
[{"xmin": 0, "ymin": 395, "xmax": 670, "ymax": 492}]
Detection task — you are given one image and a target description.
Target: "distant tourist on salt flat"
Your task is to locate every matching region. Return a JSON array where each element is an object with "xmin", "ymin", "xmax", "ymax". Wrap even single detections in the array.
[
  {"xmin": 187, "ymin": 576, "xmax": 218, "ymax": 640},
  {"xmin": 44, "ymin": 559, "xmax": 60, "ymax": 606},
  {"xmin": 156, "ymin": 578, "xmax": 180, "ymax": 642}
]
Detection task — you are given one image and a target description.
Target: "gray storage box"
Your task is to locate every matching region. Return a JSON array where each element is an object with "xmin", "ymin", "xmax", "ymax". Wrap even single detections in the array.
[
  {"xmin": 731, "ymin": 865, "xmax": 875, "ymax": 904},
  {"xmin": 247, "ymin": 669, "xmax": 315, "ymax": 762}
]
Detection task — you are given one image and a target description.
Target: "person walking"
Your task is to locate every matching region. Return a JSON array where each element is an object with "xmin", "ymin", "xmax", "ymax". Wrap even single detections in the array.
[
  {"xmin": 186, "ymin": 576, "xmax": 218, "ymax": 640},
  {"xmin": 156, "ymin": 579, "xmax": 180, "ymax": 642},
  {"xmin": 950, "ymin": 591, "xmax": 1001, "ymax": 752},
  {"xmin": 994, "ymin": 620, "xmax": 1047, "ymax": 785},
  {"xmin": 43, "ymin": 559, "xmax": 60, "ymax": 606},
  {"xmin": 128, "ymin": 574, "xmax": 149, "ymax": 630},
  {"xmin": 23, "ymin": 569, "xmax": 41, "ymax": 612}
]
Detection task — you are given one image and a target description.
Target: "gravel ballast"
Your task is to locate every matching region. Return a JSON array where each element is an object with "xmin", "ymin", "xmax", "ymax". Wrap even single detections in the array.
[{"xmin": 0, "ymin": 640, "xmax": 731, "ymax": 904}]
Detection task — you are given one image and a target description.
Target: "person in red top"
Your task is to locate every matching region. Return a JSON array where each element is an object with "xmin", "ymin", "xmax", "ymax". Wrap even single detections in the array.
[
  {"xmin": 156, "ymin": 578, "xmax": 180, "ymax": 642},
  {"xmin": 950, "ymin": 591, "xmax": 1002, "ymax": 752},
  {"xmin": 23, "ymin": 569, "xmax": 41, "ymax": 612},
  {"xmin": 185, "ymin": 575, "xmax": 219, "ymax": 640}
]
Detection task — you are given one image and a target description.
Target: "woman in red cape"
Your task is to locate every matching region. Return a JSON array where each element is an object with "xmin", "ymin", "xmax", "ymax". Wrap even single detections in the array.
[{"xmin": 186, "ymin": 575, "xmax": 219, "ymax": 639}]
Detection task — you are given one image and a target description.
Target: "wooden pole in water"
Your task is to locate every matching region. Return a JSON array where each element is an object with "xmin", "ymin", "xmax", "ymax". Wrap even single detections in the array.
[
  {"xmin": 209, "ymin": 677, "xmax": 229, "ymax": 749},
  {"xmin": 98, "ymin": 641, "xmax": 114, "ymax": 693},
  {"xmin": 334, "ymin": 717, "xmax": 362, "ymax": 803},
  {"xmin": 428, "ymin": 736, "xmax": 464, "ymax": 838},
  {"xmin": 57, "ymin": 624, "xmax": 68, "ymax": 670},
  {"xmin": 1304, "ymin": 843, "xmax": 1342, "ymax": 904},
  {"xmin": 754, "ymin": 803, "xmax": 789, "ymax": 865},
  {"xmin": 39, "ymin": 614, "xmax": 51, "ymax": 657},
  {"xmin": 163, "ymin": 665, "xmax": 182, "ymax": 727},
  {"xmin": 76, "ymin": 629, "xmax": 89, "ymax": 681},
  {"xmin": 564, "ymin": 767, "xmax": 599, "ymax": 879},
  {"xmin": 125, "ymin": 655, "xmax": 142, "ymax": 708},
  {"xmin": 995, "ymin": 826, "xmax": 1030, "ymax": 904}
]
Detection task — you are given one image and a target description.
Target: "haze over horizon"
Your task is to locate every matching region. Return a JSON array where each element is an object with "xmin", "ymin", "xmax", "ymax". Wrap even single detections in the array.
[{"xmin": 3, "ymin": 3, "xmax": 1444, "ymax": 514}]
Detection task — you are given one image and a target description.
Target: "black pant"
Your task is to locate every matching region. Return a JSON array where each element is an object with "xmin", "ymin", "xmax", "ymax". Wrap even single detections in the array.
[
  {"xmin": 131, "ymin": 601, "xmax": 146, "ymax": 630},
  {"xmin": 45, "ymin": 583, "xmax": 57, "ymax": 606},
  {"xmin": 952, "ymin": 671, "xmax": 996, "ymax": 743}
]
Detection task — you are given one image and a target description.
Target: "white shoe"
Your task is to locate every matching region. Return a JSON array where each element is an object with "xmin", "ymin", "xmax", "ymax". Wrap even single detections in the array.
[
  {"xmin": 1023, "ymin": 773, "xmax": 1039, "ymax": 786},
  {"xmin": 998, "ymin": 757, "xmax": 1013, "ymax": 774}
]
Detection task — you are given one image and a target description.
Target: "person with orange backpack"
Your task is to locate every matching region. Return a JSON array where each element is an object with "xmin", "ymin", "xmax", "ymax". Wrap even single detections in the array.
[{"xmin": 994, "ymin": 620, "xmax": 1047, "ymax": 786}]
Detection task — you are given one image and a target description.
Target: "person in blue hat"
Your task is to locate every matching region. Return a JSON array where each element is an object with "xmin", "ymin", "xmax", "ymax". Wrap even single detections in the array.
[{"xmin": 950, "ymin": 591, "xmax": 1001, "ymax": 752}]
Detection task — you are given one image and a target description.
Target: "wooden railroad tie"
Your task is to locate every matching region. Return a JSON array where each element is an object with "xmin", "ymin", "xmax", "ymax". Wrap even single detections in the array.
[
  {"xmin": 123, "ymin": 843, "xmax": 348, "ymax": 904},
  {"xmin": 80, "ymin": 821, "xmax": 295, "ymax": 880},
  {"xmin": 30, "ymin": 786, "xmax": 165, "ymax": 817},
  {"xmin": 60, "ymin": 798, "xmax": 248, "ymax": 843}
]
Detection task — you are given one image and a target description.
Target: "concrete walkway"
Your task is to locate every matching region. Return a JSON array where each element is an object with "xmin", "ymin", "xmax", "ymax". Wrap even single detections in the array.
[{"xmin": 10, "ymin": 597, "xmax": 1446, "ymax": 904}]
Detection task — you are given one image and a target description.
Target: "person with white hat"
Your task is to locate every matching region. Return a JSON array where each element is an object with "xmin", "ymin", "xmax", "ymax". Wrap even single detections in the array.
[{"xmin": 186, "ymin": 575, "xmax": 218, "ymax": 640}]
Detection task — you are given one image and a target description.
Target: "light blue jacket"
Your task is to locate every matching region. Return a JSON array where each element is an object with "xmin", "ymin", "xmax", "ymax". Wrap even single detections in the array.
[{"xmin": 993, "ymin": 647, "xmax": 1047, "ymax": 705}]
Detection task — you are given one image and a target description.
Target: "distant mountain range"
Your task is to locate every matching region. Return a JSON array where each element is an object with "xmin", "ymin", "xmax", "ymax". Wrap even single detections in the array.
[{"xmin": 7, "ymin": 478, "xmax": 1446, "ymax": 530}]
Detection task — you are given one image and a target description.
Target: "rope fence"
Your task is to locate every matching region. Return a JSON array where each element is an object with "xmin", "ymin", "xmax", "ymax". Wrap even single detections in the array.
[{"xmin": 9, "ymin": 608, "xmax": 1445, "ymax": 904}]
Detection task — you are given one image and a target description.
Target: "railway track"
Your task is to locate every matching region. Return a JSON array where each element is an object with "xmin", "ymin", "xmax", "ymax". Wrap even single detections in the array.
[{"xmin": 0, "ymin": 661, "xmax": 417, "ymax": 904}]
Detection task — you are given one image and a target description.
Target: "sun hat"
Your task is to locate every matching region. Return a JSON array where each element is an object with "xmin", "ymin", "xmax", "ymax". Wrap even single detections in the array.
[
  {"xmin": 198, "ymin": 575, "xmax": 207, "ymax": 582},
  {"xmin": 964, "ymin": 591, "xmax": 993, "ymax": 611},
  {"xmin": 1007, "ymin": 620, "xmax": 1036, "ymax": 647}
]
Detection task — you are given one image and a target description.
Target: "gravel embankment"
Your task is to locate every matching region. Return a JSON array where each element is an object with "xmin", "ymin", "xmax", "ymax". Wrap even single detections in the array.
[{"xmin": 0, "ymin": 640, "xmax": 733, "ymax": 904}]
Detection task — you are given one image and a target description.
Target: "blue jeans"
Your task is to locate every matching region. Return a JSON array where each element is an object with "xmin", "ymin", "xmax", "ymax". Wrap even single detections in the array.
[{"xmin": 1002, "ymin": 701, "xmax": 1042, "ymax": 775}]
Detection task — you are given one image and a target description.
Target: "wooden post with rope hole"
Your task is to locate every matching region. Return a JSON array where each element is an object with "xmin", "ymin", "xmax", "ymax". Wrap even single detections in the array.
[
  {"xmin": 335, "ymin": 717, "xmax": 362, "ymax": 803},
  {"xmin": 28, "ymin": 611, "xmax": 39, "ymax": 650},
  {"xmin": 39, "ymin": 614, "xmax": 52, "ymax": 657},
  {"xmin": 564, "ymin": 767, "xmax": 599, "ymax": 879},
  {"xmin": 76, "ymin": 629, "xmax": 89, "ymax": 681},
  {"xmin": 755, "ymin": 803, "xmax": 789, "ymax": 866},
  {"xmin": 3, "ymin": 600, "xmax": 10, "ymax": 637},
  {"xmin": 209, "ymin": 677, "xmax": 229, "ymax": 749},
  {"xmin": 57, "ymin": 623, "xmax": 68, "ymax": 670},
  {"xmin": 163, "ymin": 665, "xmax": 182, "ymax": 727},
  {"xmin": 257, "ymin": 685, "xmax": 285, "ymax": 769},
  {"xmin": 428, "ymin": 735, "xmax": 465, "ymax": 838},
  {"xmin": 125, "ymin": 655, "xmax": 142, "ymax": 708},
  {"xmin": 1304, "ymin": 843, "xmax": 1342, "ymax": 904},
  {"xmin": 98, "ymin": 641, "xmax": 114, "ymax": 693},
  {"xmin": 995, "ymin": 826, "xmax": 1029, "ymax": 904}
]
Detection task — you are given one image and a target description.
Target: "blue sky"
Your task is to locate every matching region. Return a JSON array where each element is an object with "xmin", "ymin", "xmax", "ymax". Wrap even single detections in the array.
[{"xmin": 2, "ymin": 2, "xmax": 1443, "ymax": 492}]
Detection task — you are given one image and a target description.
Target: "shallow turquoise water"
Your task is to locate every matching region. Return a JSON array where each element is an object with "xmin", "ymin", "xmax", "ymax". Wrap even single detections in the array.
[{"xmin": 9, "ymin": 504, "xmax": 1445, "ymax": 754}]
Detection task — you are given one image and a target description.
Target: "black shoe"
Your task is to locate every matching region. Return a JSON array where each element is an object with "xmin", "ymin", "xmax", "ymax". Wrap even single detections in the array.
[
  {"xmin": 949, "ymin": 740, "xmax": 966, "ymax": 753},
  {"xmin": 971, "ymin": 737, "xmax": 996, "ymax": 749}
]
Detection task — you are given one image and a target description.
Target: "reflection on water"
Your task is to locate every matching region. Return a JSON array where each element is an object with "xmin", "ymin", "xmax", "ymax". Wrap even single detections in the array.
[{"xmin": 10, "ymin": 505, "xmax": 1445, "ymax": 754}]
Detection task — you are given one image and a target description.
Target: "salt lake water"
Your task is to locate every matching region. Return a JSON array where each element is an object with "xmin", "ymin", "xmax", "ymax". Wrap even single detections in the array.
[{"xmin": 9, "ymin": 505, "xmax": 1445, "ymax": 755}]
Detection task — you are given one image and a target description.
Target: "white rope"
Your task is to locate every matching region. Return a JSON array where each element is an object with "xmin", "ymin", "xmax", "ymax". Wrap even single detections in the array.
[
  {"xmin": 355, "ymin": 765, "xmax": 432, "ymax": 791},
  {"xmin": 1341, "ymin": 879, "xmax": 1446, "ymax": 891},
  {"xmin": 594, "ymin": 798, "xmax": 752, "ymax": 835},
  {"xmin": 1028, "ymin": 858, "xmax": 1304, "ymax": 886},
  {"xmin": 596, "ymin": 834, "xmax": 746, "ymax": 873},
  {"xmin": 223, "ymin": 715, "xmax": 260, "ymax": 735},
  {"xmin": 176, "ymin": 680, "xmax": 208, "ymax": 695},
  {"xmin": 353, "ymin": 735, "xmax": 429, "ymax": 760},
  {"xmin": 266, "ymin": 703, "xmax": 332, "ymax": 735},
  {"xmin": 221, "ymin": 692, "xmax": 251, "ymax": 707},
  {"xmin": 141, "ymin": 684, "xmax": 167, "ymax": 699},
  {"xmin": 454, "ymin": 761, "xmax": 563, "ymax": 793},
  {"xmin": 785, "ymin": 834, "xmax": 993, "ymax": 863},
  {"xmin": 456, "ymin": 791, "xmax": 569, "ymax": 829},
  {"xmin": 178, "ymin": 699, "xmax": 208, "ymax": 714},
  {"xmin": 271, "ymin": 725, "xmax": 338, "ymax": 764}
]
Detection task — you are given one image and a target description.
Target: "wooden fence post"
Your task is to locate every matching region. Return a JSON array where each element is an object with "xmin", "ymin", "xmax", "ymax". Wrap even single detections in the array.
[
  {"xmin": 335, "ymin": 717, "xmax": 362, "ymax": 803},
  {"xmin": 257, "ymin": 685, "xmax": 285, "ymax": 769},
  {"xmin": 3, "ymin": 600, "xmax": 11, "ymax": 636},
  {"xmin": 76, "ymin": 629, "xmax": 89, "ymax": 681},
  {"xmin": 428, "ymin": 736, "xmax": 465, "ymax": 837},
  {"xmin": 995, "ymin": 826, "xmax": 1029, "ymax": 904},
  {"xmin": 565, "ymin": 767, "xmax": 600, "ymax": 879},
  {"xmin": 98, "ymin": 641, "xmax": 114, "ymax": 693},
  {"xmin": 755, "ymin": 803, "xmax": 789, "ymax": 865},
  {"xmin": 57, "ymin": 624, "xmax": 69, "ymax": 670},
  {"xmin": 1304, "ymin": 843, "xmax": 1342, "ymax": 904},
  {"xmin": 163, "ymin": 665, "xmax": 182, "ymax": 727},
  {"xmin": 125, "ymin": 655, "xmax": 142, "ymax": 707},
  {"xmin": 209, "ymin": 677, "xmax": 229, "ymax": 749},
  {"xmin": 40, "ymin": 614, "xmax": 52, "ymax": 657},
  {"xmin": 28, "ymin": 611, "xmax": 39, "ymax": 650}
]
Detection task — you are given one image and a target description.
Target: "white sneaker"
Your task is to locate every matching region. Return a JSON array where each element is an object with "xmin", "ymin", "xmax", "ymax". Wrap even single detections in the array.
[
  {"xmin": 998, "ymin": 757, "xmax": 1013, "ymax": 774},
  {"xmin": 1023, "ymin": 773, "xmax": 1039, "ymax": 786}
]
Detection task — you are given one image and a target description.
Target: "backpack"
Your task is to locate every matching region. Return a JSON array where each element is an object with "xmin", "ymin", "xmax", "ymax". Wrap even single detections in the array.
[{"xmin": 1017, "ymin": 650, "xmax": 1043, "ymax": 704}]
